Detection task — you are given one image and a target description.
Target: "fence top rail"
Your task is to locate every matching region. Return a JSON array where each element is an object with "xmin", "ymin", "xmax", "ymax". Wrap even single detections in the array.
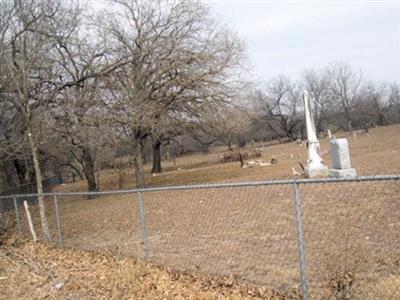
[{"xmin": 1, "ymin": 174, "xmax": 399, "ymax": 199}]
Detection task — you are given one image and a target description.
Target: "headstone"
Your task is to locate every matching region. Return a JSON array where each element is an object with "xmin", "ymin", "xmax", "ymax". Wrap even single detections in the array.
[
  {"xmin": 303, "ymin": 90, "xmax": 328, "ymax": 178},
  {"xmin": 329, "ymin": 138, "xmax": 357, "ymax": 178},
  {"xmin": 327, "ymin": 129, "xmax": 332, "ymax": 139}
]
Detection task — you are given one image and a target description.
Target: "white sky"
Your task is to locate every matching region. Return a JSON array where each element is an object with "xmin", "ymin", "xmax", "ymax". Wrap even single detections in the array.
[{"xmin": 204, "ymin": 0, "xmax": 400, "ymax": 83}]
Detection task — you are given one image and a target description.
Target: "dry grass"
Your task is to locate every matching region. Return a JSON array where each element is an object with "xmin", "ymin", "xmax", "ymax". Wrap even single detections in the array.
[
  {"xmin": 55, "ymin": 124, "xmax": 400, "ymax": 193},
  {"xmin": 0, "ymin": 239, "xmax": 289, "ymax": 300},
  {"xmin": 2, "ymin": 124, "xmax": 400, "ymax": 299},
  {"xmin": 11, "ymin": 179, "xmax": 400, "ymax": 298}
]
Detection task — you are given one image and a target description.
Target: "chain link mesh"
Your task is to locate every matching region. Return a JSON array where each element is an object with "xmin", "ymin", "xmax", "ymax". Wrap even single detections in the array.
[
  {"xmin": 2, "ymin": 176, "xmax": 399, "ymax": 298},
  {"xmin": 58, "ymin": 193, "xmax": 142, "ymax": 258},
  {"xmin": 0, "ymin": 196, "xmax": 16, "ymax": 233},
  {"xmin": 300, "ymin": 180, "xmax": 400, "ymax": 299},
  {"xmin": 142, "ymin": 185, "xmax": 299, "ymax": 294},
  {"xmin": 11, "ymin": 195, "xmax": 57, "ymax": 242}
]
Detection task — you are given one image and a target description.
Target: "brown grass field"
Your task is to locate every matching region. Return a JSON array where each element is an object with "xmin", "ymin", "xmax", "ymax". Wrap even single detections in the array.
[
  {"xmin": 1, "ymin": 124, "xmax": 400, "ymax": 299},
  {"xmin": 54, "ymin": 124, "xmax": 400, "ymax": 192}
]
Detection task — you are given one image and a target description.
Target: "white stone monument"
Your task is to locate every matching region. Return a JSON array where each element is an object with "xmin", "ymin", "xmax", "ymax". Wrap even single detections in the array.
[
  {"xmin": 329, "ymin": 138, "xmax": 357, "ymax": 178},
  {"xmin": 303, "ymin": 90, "xmax": 328, "ymax": 178}
]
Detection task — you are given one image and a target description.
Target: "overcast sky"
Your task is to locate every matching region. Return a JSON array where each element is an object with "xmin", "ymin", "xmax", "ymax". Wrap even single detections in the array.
[{"xmin": 204, "ymin": 0, "xmax": 400, "ymax": 83}]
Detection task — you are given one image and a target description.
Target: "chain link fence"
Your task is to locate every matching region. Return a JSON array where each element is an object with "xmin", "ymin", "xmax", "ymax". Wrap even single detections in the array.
[
  {"xmin": 0, "ymin": 176, "xmax": 61, "ymax": 215},
  {"xmin": 1, "ymin": 175, "xmax": 399, "ymax": 299}
]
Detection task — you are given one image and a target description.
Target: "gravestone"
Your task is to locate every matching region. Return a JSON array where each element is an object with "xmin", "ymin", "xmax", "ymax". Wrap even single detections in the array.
[
  {"xmin": 329, "ymin": 138, "xmax": 357, "ymax": 178},
  {"xmin": 303, "ymin": 90, "xmax": 328, "ymax": 178}
]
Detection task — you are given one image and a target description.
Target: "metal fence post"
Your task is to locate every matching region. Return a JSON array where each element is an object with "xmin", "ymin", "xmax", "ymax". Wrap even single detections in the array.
[
  {"xmin": 138, "ymin": 191, "xmax": 149, "ymax": 260},
  {"xmin": 53, "ymin": 194, "xmax": 64, "ymax": 247},
  {"xmin": 293, "ymin": 183, "xmax": 309, "ymax": 300},
  {"xmin": 13, "ymin": 196, "xmax": 21, "ymax": 235}
]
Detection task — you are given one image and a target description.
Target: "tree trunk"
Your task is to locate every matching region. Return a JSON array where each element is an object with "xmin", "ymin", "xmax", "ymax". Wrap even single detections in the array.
[
  {"xmin": 377, "ymin": 113, "xmax": 386, "ymax": 126},
  {"xmin": 286, "ymin": 131, "xmax": 295, "ymax": 141},
  {"xmin": 27, "ymin": 130, "xmax": 51, "ymax": 241},
  {"xmin": 344, "ymin": 106, "xmax": 353, "ymax": 131},
  {"xmin": 347, "ymin": 120, "xmax": 353, "ymax": 132},
  {"xmin": 118, "ymin": 169, "xmax": 124, "ymax": 190},
  {"xmin": 300, "ymin": 126, "xmax": 306, "ymax": 140},
  {"xmin": 376, "ymin": 104, "xmax": 386, "ymax": 126},
  {"xmin": 82, "ymin": 146, "xmax": 97, "ymax": 194},
  {"xmin": 238, "ymin": 151, "xmax": 244, "ymax": 168},
  {"xmin": 151, "ymin": 140, "xmax": 162, "ymax": 174},
  {"xmin": 96, "ymin": 166, "xmax": 101, "ymax": 190},
  {"xmin": 133, "ymin": 138, "xmax": 145, "ymax": 188},
  {"xmin": 13, "ymin": 159, "xmax": 28, "ymax": 185}
]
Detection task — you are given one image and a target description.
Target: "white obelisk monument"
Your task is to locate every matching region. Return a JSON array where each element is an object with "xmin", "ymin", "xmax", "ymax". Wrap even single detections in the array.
[{"xmin": 303, "ymin": 90, "xmax": 328, "ymax": 178}]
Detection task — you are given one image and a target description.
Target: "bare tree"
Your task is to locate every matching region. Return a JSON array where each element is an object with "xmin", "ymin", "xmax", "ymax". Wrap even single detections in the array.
[
  {"xmin": 358, "ymin": 82, "xmax": 388, "ymax": 127},
  {"xmin": 2, "ymin": 0, "xmax": 73, "ymax": 239},
  {"xmin": 0, "ymin": 0, "xmax": 110, "ymax": 238},
  {"xmin": 301, "ymin": 69, "xmax": 332, "ymax": 134},
  {"xmin": 186, "ymin": 116, "xmax": 220, "ymax": 153},
  {"xmin": 256, "ymin": 76, "xmax": 302, "ymax": 141},
  {"xmin": 326, "ymin": 62, "xmax": 364, "ymax": 131},
  {"xmin": 387, "ymin": 83, "xmax": 400, "ymax": 123},
  {"xmin": 54, "ymin": 84, "xmax": 103, "ymax": 193},
  {"xmin": 0, "ymin": 2, "xmax": 30, "ymax": 189},
  {"xmin": 149, "ymin": 123, "xmax": 180, "ymax": 174},
  {"xmin": 103, "ymin": 0, "xmax": 245, "ymax": 187}
]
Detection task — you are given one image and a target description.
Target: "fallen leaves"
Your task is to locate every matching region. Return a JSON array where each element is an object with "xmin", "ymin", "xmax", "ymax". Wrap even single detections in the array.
[{"xmin": 0, "ymin": 237, "xmax": 294, "ymax": 300}]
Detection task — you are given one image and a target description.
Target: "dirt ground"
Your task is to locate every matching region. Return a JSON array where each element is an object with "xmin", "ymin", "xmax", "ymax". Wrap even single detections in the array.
[
  {"xmin": 0, "ymin": 237, "xmax": 293, "ymax": 300},
  {"xmin": 1, "ymin": 125, "xmax": 400, "ymax": 299},
  {"xmin": 24, "ymin": 180, "xmax": 397, "ymax": 299},
  {"xmin": 56, "ymin": 124, "xmax": 400, "ymax": 192},
  {"xmin": 6, "ymin": 183, "xmax": 400, "ymax": 298}
]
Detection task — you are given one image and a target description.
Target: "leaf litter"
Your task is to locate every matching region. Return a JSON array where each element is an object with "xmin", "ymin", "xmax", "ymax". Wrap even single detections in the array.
[{"xmin": 0, "ymin": 236, "xmax": 297, "ymax": 300}]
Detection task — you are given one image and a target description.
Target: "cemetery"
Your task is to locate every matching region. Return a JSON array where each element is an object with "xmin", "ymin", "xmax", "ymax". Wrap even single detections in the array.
[
  {"xmin": 1, "ymin": 0, "xmax": 399, "ymax": 299},
  {"xmin": 1, "ymin": 122, "xmax": 399, "ymax": 299}
]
